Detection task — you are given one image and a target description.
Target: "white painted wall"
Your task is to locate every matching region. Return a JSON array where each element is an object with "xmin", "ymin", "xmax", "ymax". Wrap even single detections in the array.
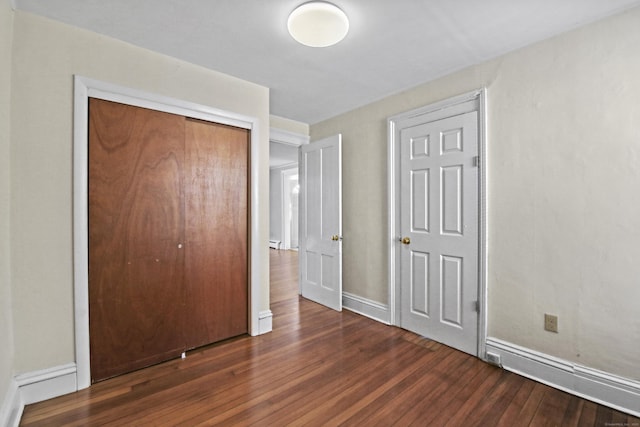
[
  {"xmin": 9, "ymin": 11, "xmax": 270, "ymax": 374},
  {"xmin": 0, "ymin": 0, "xmax": 15, "ymax": 414},
  {"xmin": 311, "ymin": 7, "xmax": 640, "ymax": 382}
]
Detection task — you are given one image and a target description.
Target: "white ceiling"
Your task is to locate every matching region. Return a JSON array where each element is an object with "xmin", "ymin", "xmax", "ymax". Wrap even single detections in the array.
[{"xmin": 13, "ymin": 0, "xmax": 640, "ymax": 124}]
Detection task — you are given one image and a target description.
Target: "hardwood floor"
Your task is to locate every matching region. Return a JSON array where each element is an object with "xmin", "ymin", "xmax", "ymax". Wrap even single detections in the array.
[{"xmin": 21, "ymin": 250, "xmax": 639, "ymax": 426}]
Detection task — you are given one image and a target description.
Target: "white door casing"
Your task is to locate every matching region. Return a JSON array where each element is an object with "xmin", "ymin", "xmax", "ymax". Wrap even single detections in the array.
[
  {"xmin": 299, "ymin": 135, "xmax": 343, "ymax": 311},
  {"xmin": 73, "ymin": 76, "xmax": 264, "ymax": 390},
  {"xmin": 388, "ymin": 89, "xmax": 487, "ymax": 358}
]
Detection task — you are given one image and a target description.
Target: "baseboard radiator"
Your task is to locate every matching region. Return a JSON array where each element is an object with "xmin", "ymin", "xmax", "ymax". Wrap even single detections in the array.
[{"xmin": 268, "ymin": 240, "xmax": 281, "ymax": 250}]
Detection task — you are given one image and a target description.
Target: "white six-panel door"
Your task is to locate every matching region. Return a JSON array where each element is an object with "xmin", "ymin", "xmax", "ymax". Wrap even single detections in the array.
[
  {"xmin": 299, "ymin": 135, "xmax": 342, "ymax": 311},
  {"xmin": 399, "ymin": 112, "xmax": 479, "ymax": 355}
]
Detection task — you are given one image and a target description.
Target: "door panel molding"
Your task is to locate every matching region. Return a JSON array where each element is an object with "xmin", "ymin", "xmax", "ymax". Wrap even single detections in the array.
[
  {"xmin": 73, "ymin": 75, "xmax": 263, "ymax": 390},
  {"xmin": 387, "ymin": 89, "xmax": 487, "ymax": 359}
]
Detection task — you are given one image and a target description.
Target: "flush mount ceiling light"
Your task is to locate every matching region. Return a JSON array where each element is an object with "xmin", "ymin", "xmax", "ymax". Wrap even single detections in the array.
[{"xmin": 287, "ymin": 2, "xmax": 349, "ymax": 48}]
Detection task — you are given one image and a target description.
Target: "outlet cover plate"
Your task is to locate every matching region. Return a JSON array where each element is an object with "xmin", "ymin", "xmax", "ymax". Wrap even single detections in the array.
[{"xmin": 544, "ymin": 314, "xmax": 558, "ymax": 333}]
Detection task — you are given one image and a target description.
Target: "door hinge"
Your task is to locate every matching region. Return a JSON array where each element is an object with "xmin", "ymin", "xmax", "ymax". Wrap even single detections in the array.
[
  {"xmin": 472, "ymin": 156, "xmax": 480, "ymax": 167},
  {"xmin": 474, "ymin": 300, "xmax": 480, "ymax": 312}
]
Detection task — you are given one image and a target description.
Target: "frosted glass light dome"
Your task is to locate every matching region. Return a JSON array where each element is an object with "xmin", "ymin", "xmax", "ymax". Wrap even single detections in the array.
[{"xmin": 287, "ymin": 2, "xmax": 349, "ymax": 47}]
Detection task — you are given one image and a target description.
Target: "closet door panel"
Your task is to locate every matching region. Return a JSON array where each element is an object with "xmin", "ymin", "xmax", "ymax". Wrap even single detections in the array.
[
  {"xmin": 88, "ymin": 99, "xmax": 186, "ymax": 382},
  {"xmin": 184, "ymin": 119, "xmax": 249, "ymax": 348}
]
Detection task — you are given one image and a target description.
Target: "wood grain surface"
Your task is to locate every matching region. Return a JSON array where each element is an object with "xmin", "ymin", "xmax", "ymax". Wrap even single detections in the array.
[
  {"xmin": 88, "ymin": 100, "xmax": 249, "ymax": 382},
  {"xmin": 183, "ymin": 118, "xmax": 248, "ymax": 349},
  {"xmin": 88, "ymin": 98, "xmax": 186, "ymax": 382}
]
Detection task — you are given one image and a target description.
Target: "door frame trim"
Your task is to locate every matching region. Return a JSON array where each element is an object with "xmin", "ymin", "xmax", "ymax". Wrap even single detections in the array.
[
  {"xmin": 73, "ymin": 75, "xmax": 262, "ymax": 389},
  {"xmin": 387, "ymin": 88, "xmax": 488, "ymax": 359}
]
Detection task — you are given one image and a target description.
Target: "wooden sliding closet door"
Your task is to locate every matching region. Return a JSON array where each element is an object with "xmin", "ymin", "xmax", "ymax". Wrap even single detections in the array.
[
  {"xmin": 89, "ymin": 99, "xmax": 249, "ymax": 383},
  {"xmin": 183, "ymin": 119, "xmax": 248, "ymax": 349},
  {"xmin": 88, "ymin": 98, "xmax": 186, "ymax": 382}
]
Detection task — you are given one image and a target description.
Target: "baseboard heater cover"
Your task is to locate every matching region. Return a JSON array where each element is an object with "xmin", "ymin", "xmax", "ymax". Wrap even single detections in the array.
[
  {"xmin": 486, "ymin": 337, "xmax": 640, "ymax": 417},
  {"xmin": 269, "ymin": 240, "xmax": 281, "ymax": 249}
]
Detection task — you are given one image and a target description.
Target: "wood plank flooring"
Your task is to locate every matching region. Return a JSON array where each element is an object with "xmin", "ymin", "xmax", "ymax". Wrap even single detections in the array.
[{"xmin": 21, "ymin": 250, "xmax": 640, "ymax": 426}]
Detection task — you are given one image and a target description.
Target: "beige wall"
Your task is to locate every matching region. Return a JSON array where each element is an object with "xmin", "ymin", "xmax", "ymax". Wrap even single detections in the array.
[
  {"xmin": 270, "ymin": 115, "xmax": 309, "ymax": 136},
  {"xmin": 312, "ymin": 7, "xmax": 640, "ymax": 381},
  {"xmin": 0, "ymin": 0, "xmax": 15, "ymax": 403},
  {"xmin": 10, "ymin": 11, "xmax": 270, "ymax": 373}
]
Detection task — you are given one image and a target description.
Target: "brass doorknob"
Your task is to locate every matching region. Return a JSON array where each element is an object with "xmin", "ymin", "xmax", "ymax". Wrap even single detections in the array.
[{"xmin": 401, "ymin": 237, "xmax": 411, "ymax": 245}]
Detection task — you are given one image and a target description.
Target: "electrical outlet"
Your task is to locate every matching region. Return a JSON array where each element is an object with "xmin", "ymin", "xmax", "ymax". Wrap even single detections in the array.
[
  {"xmin": 544, "ymin": 314, "xmax": 558, "ymax": 333},
  {"xmin": 486, "ymin": 352, "xmax": 502, "ymax": 367}
]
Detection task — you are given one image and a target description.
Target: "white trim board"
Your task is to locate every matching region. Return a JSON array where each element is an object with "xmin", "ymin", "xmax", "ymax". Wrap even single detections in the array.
[
  {"xmin": 1, "ymin": 363, "xmax": 78, "ymax": 427},
  {"xmin": 15, "ymin": 363, "xmax": 77, "ymax": 406},
  {"xmin": 258, "ymin": 310, "xmax": 273, "ymax": 335},
  {"xmin": 342, "ymin": 292, "xmax": 390, "ymax": 325},
  {"xmin": 269, "ymin": 128, "xmax": 310, "ymax": 146},
  {"xmin": 0, "ymin": 379, "xmax": 21, "ymax": 427},
  {"xmin": 486, "ymin": 338, "xmax": 640, "ymax": 417},
  {"xmin": 73, "ymin": 75, "xmax": 267, "ymax": 391}
]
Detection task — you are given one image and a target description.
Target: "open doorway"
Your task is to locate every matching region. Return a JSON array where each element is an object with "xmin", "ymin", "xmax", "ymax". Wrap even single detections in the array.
[
  {"xmin": 282, "ymin": 168, "xmax": 299, "ymax": 250},
  {"xmin": 269, "ymin": 129, "xmax": 308, "ymax": 251}
]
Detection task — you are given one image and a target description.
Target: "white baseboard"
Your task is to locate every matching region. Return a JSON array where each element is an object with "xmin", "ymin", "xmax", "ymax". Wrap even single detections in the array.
[
  {"xmin": 0, "ymin": 379, "xmax": 22, "ymax": 427},
  {"xmin": 486, "ymin": 337, "xmax": 640, "ymax": 417},
  {"xmin": 1, "ymin": 363, "xmax": 77, "ymax": 427},
  {"xmin": 258, "ymin": 310, "xmax": 273, "ymax": 334},
  {"xmin": 342, "ymin": 292, "xmax": 390, "ymax": 325},
  {"xmin": 15, "ymin": 363, "xmax": 77, "ymax": 406}
]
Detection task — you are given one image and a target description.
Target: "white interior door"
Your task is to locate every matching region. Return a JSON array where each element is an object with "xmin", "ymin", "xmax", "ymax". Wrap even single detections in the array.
[
  {"xmin": 399, "ymin": 112, "xmax": 479, "ymax": 355},
  {"xmin": 299, "ymin": 134, "xmax": 342, "ymax": 311}
]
